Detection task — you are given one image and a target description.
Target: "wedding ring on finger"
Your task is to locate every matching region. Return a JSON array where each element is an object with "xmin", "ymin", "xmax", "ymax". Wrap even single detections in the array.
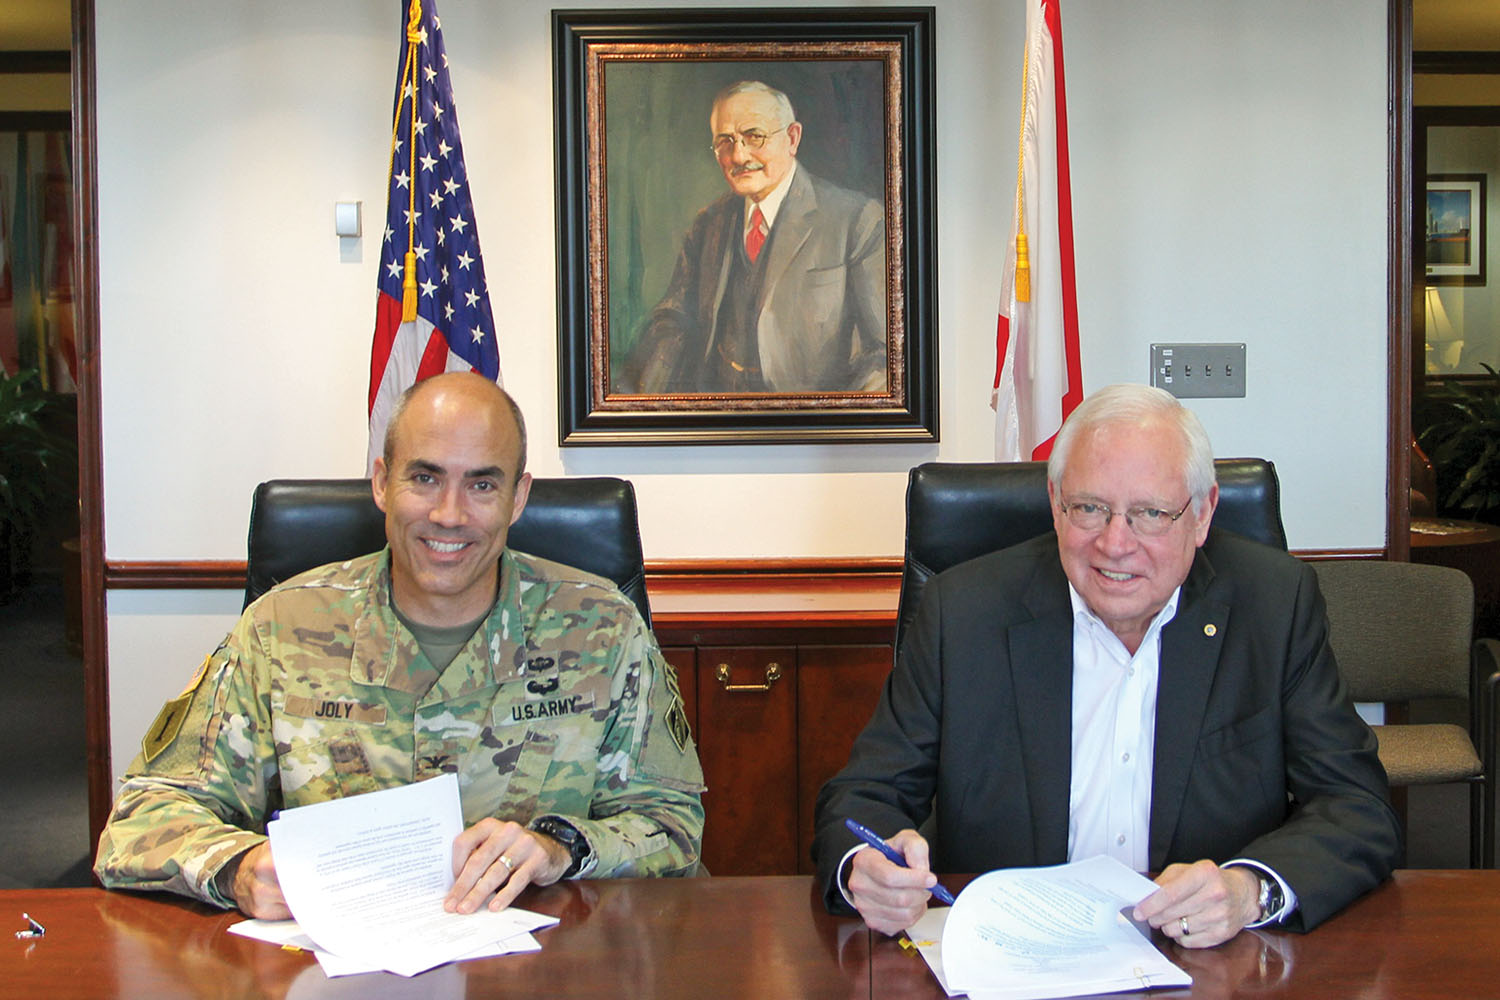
[
  {"xmin": 1179, "ymin": 917, "xmax": 1190, "ymax": 937},
  {"xmin": 497, "ymin": 854, "xmax": 515, "ymax": 876}
]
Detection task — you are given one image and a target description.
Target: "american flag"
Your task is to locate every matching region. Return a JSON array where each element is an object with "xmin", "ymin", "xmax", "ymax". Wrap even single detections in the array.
[{"xmin": 367, "ymin": 0, "xmax": 501, "ymax": 472}]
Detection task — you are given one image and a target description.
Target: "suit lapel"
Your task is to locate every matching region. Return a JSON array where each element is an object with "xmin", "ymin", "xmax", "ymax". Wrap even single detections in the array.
[
  {"xmin": 756, "ymin": 167, "xmax": 816, "ymax": 307},
  {"xmin": 1011, "ymin": 559, "xmax": 1076, "ymax": 863},
  {"xmin": 1148, "ymin": 548, "xmax": 1228, "ymax": 869}
]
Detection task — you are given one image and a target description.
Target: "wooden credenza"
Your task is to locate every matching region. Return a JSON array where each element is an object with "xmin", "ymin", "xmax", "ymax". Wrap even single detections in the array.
[{"xmin": 648, "ymin": 569, "xmax": 901, "ymax": 877}]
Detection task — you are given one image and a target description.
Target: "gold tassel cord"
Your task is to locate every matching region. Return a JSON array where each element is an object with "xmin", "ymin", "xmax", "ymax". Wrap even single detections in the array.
[
  {"xmin": 1012, "ymin": 17, "xmax": 1033, "ymax": 305},
  {"xmin": 399, "ymin": 1, "xmax": 423, "ymax": 321}
]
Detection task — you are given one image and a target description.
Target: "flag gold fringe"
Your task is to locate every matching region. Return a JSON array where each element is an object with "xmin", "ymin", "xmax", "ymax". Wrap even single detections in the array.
[{"xmin": 1014, "ymin": 232, "xmax": 1031, "ymax": 303}]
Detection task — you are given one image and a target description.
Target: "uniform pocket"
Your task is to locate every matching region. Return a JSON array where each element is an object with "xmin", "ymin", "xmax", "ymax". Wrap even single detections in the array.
[{"xmin": 277, "ymin": 732, "xmax": 381, "ymax": 805}]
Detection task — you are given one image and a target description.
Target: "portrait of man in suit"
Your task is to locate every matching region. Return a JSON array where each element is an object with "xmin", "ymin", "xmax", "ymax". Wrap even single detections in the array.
[{"xmin": 615, "ymin": 80, "xmax": 889, "ymax": 395}]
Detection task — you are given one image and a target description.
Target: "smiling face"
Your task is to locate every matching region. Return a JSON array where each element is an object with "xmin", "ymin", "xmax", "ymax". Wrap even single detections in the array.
[
  {"xmin": 1048, "ymin": 416, "xmax": 1217, "ymax": 652},
  {"xmin": 710, "ymin": 89, "xmax": 802, "ymax": 202},
  {"xmin": 372, "ymin": 374, "xmax": 531, "ymax": 628}
]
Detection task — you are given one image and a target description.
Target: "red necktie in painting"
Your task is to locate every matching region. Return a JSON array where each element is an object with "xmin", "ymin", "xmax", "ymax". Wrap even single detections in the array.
[{"xmin": 745, "ymin": 207, "xmax": 767, "ymax": 262}]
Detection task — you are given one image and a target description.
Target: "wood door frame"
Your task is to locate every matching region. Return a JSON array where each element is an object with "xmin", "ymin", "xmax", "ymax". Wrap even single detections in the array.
[
  {"xmin": 1390, "ymin": 0, "xmax": 1413, "ymax": 563},
  {"xmin": 70, "ymin": 0, "xmax": 112, "ymax": 847}
]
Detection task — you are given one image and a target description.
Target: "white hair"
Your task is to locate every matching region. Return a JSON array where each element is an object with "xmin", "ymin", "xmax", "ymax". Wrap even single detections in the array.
[
  {"xmin": 712, "ymin": 80, "xmax": 796, "ymax": 128},
  {"xmin": 1046, "ymin": 383, "xmax": 1216, "ymax": 512}
]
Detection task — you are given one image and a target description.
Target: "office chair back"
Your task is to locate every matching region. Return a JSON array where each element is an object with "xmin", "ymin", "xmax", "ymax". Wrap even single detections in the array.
[
  {"xmin": 244, "ymin": 477, "xmax": 652, "ymax": 625},
  {"xmin": 1312, "ymin": 558, "xmax": 1490, "ymax": 867},
  {"xmin": 897, "ymin": 458, "xmax": 1286, "ymax": 650},
  {"xmin": 1315, "ymin": 560, "xmax": 1473, "ymax": 705}
]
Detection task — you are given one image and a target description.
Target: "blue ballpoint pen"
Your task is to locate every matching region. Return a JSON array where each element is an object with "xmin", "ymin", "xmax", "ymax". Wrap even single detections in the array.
[{"xmin": 844, "ymin": 817, "xmax": 957, "ymax": 905}]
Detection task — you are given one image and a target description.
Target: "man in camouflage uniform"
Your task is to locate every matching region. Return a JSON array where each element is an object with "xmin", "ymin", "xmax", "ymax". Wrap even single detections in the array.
[{"xmin": 95, "ymin": 373, "xmax": 705, "ymax": 918}]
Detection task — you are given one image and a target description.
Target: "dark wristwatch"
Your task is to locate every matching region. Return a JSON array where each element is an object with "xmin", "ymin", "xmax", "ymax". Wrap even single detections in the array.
[
  {"xmin": 1256, "ymin": 875, "xmax": 1285, "ymax": 922},
  {"xmin": 530, "ymin": 816, "xmax": 593, "ymax": 879}
]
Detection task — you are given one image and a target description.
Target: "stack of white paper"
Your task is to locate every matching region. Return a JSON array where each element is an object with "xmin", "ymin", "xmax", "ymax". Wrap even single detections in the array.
[
  {"xmin": 230, "ymin": 774, "xmax": 558, "ymax": 978},
  {"xmin": 906, "ymin": 855, "xmax": 1191, "ymax": 1000}
]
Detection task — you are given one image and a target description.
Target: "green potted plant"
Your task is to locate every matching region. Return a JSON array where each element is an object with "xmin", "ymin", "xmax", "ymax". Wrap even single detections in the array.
[
  {"xmin": 1413, "ymin": 363, "xmax": 1500, "ymax": 526},
  {"xmin": 0, "ymin": 368, "xmax": 78, "ymax": 600}
]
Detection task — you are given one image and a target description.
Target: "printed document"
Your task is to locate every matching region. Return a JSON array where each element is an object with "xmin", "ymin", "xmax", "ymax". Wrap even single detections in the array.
[
  {"xmin": 907, "ymin": 855, "xmax": 1191, "ymax": 999},
  {"xmin": 262, "ymin": 773, "xmax": 557, "ymax": 977}
]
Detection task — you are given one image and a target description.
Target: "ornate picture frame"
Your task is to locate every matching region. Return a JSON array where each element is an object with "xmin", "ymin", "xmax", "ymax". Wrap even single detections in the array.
[{"xmin": 553, "ymin": 7, "xmax": 937, "ymax": 445}]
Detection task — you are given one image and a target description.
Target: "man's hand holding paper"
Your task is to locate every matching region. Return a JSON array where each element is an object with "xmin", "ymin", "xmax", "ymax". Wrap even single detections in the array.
[
  {"xmin": 265, "ymin": 774, "xmax": 559, "ymax": 977},
  {"xmin": 446, "ymin": 819, "xmax": 573, "ymax": 915},
  {"xmin": 1133, "ymin": 859, "xmax": 1262, "ymax": 948}
]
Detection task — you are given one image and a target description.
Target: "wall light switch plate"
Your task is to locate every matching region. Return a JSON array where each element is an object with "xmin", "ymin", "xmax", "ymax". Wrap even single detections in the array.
[{"xmin": 1151, "ymin": 343, "xmax": 1246, "ymax": 398}]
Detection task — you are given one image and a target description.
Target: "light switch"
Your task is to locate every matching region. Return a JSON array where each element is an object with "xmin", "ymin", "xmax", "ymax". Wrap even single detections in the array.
[
  {"xmin": 1150, "ymin": 343, "xmax": 1246, "ymax": 398},
  {"xmin": 334, "ymin": 201, "xmax": 362, "ymax": 238}
]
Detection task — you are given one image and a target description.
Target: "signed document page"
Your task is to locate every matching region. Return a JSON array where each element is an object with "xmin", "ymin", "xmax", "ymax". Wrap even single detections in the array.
[
  {"xmin": 908, "ymin": 855, "xmax": 1190, "ymax": 1000},
  {"xmin": 266, "ymin": 773, "xmax": 556, "ymax": 977}
]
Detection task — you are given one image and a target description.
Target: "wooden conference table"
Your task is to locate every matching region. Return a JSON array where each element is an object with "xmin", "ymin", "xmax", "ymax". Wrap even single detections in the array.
[{"xmin": 5, "ymin": 870, "xmax": 1498, "ymax": 999}]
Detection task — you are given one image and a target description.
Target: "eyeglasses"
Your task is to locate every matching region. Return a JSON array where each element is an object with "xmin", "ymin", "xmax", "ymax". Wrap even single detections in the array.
[
  {"xmin": 1058, "ymin": 497, "xmax": 1194, "ymax": 537},
  {"xmin": 710, "ymin": 126, "xmax": 787, "ymax": 156}
]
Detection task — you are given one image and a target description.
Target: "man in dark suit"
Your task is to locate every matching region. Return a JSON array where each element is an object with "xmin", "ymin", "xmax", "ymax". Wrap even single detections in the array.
[
  {"xmin": 617, "ymin": 80, "xmax": 887, "ymax": 394},
  {"xmin": 813, "ymin": 384, "xmax": 1400, "ymax": 947}
]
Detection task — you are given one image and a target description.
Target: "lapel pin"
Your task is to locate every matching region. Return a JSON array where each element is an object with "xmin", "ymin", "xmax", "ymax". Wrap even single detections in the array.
[{"xmin": 1204, "ymin": 624, "xmax": 1218, "ymax": 637}]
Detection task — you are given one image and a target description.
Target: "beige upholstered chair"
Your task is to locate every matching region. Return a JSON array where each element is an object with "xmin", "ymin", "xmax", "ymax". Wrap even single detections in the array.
[{"xmin": 1313, "ymin": 559, "xmax": 1499, "ymax": 868}]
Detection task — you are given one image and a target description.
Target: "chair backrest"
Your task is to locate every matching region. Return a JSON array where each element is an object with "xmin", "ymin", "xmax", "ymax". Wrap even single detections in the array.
[
  {"xmin": 244, "ymin": 477, "xmax": 652, "ymax": 625},
  {"xmin": 1312, "ymin": 559, "xmax": 1473, "ymax": 703},
  {"xmin": 897, "ymin": 458, "xmax": 1287, "ymax": 650}
]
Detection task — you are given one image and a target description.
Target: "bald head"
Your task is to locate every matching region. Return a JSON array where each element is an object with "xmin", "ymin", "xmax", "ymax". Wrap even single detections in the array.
[{"xmin": 383, "ymin": 373, "xmax": 527, "ymax": 485}]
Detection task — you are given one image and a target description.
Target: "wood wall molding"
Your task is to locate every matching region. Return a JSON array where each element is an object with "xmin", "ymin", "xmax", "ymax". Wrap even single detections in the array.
[
  {"xmin": 104, "ymin": 560, "xmax": 244, "ymax": 590},
  {"xmin": 103, "ymin": 549, "xmax": 1373, "ymax": 593},
  {"xmin": 0, "ymin": 50, "xmax": 70, "ymax": 73},
  {"xmin": 1414, "ymin": 50, "xmax": 1500, "ymax": 75},
  {"xmin": 104, "ymin": 557, "xmax": 905, "ymax": 591}
]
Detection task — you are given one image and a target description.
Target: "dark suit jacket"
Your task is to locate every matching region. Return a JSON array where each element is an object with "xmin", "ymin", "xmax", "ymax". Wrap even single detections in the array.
[
  {"xmin": 618, "ymin": 165, "xmax": 886, "ymax": 393},
  {"xmin": 813, "ymin": 531, "xmax": 1401, "ymax": 931}
]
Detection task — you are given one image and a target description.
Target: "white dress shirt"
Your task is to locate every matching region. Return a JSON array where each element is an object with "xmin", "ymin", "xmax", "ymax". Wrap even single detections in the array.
[{"xmin": 1066, "ymin": 582, "xmax": 1176, "ymax": 871}]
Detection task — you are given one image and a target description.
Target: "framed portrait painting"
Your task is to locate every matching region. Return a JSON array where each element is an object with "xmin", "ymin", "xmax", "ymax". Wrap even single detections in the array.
[
  {"xmin": 553, "ymin": 7, "xmax": 937, "ymax": 445},
  {"xmin": 1425, "ymin": 173, "xmax": 1486, "ymax": 286}
]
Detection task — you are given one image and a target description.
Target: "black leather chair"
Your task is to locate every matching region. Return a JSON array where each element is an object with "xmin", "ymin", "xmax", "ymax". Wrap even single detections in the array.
[
  {"xmin": 244, "ymin": 477, "xmax": 652, "ymax": 625},
  {"xmin": 896, "ymin": 458, "xmax": 1287, "ymax": 650}
]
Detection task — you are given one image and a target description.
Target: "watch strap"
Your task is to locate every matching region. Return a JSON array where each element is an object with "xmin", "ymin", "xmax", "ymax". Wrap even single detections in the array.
[{"xmin": 530, "ymin": 816, "xmax": 592, "ymax": 879}]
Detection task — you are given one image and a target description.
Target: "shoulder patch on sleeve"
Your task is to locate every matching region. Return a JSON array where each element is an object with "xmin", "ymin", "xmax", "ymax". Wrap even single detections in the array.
[
  {"xmin": 142, "ymin": 692, "xmax": 194, "ymax": 763},
  {"xmin": 143, "ymin": 655, "xmax": 214, "ymax": 762},
  {"xmin": 665, "ymin": 698, "xmax": 690, "ymax": 754}
]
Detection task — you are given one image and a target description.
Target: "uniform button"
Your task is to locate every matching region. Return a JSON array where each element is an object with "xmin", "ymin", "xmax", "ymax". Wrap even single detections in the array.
[
  {"xmin": 1121, "ymin": 752, "xmax": 1131, "ymax": 763},
  {"xmin": 1116, "ymin": 834, "xmax": 1127, "ymax": 846}
]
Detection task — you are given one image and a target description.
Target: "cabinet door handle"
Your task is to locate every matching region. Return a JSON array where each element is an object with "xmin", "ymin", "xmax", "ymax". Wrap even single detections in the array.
[{"xmin": 715, "ymin": 662, "xmax": 782, "ymax": 692}]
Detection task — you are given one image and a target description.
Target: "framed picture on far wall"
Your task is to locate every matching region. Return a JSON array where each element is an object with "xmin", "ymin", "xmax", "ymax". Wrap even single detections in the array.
[
  {"xmin": 1425, "ymin": 173, "xmax": 1486, "ymax": 286},
  {"xmin": 552, "ymin": 7, "xmax": 937, "ymax": 446}
]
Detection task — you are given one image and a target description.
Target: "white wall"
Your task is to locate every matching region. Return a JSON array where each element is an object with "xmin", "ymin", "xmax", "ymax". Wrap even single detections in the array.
[{"xmin": 97, "ymin": 0, "xmax": 1392, "ymax": 778}]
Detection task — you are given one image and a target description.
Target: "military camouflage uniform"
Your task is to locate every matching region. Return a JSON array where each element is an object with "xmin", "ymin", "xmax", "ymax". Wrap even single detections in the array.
[{"xmin": 94, "ymin": 548, "xmax": 705, "ymax": 908}]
